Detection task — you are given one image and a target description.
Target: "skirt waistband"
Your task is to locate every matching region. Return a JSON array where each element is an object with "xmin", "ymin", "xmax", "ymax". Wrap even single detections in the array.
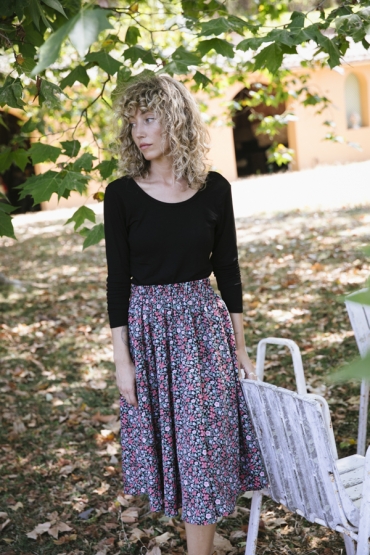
[{"xmin": 130, "ymin": 277, "xmax": 213, "ymax": 299}]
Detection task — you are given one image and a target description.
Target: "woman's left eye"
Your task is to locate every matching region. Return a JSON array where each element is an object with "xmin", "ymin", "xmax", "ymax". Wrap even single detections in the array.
[{"xmin": 146, "ymin": 118, "xmax": 154, "ymax": 123}]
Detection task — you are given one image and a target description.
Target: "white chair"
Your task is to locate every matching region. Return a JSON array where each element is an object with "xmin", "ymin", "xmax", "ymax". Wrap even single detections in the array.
[
  {"xmin": 345, "ymin": 293, "xmax": 370, "ymax": 457},
  {"xmin": 241, "ymin": 337, "xmax": 370, "ymax": 555}
]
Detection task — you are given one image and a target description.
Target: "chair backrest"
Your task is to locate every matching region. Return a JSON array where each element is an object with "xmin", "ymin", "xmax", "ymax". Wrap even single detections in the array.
[
  {"xmin": 345, "ymin": 295, "xmax": 370, "ymax": 357},
  {"xmin": 241, "ymin": 379, "xmax": 360, "ymax": 529}
]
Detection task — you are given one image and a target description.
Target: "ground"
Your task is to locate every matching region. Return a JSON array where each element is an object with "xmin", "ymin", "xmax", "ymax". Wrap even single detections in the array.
[{"xmin": 1, "ymin": 162, "xmax": 370, "ymax": 555}]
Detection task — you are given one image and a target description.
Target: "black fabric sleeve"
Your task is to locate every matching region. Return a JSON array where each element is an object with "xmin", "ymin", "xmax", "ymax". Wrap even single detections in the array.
[
  {"xmin": 103, "ymin": 183, "xmax": 131, "ymax": 328},
  {"xmin": 210, "ymin": 179, "xmax": 243, "ymax": 313}
]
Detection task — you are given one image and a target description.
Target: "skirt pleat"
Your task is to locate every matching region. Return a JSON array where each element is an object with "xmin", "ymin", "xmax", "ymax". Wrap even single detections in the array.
[{"xmin": 119, "ymin": 277, "xmax": 267, "ymax": 525}]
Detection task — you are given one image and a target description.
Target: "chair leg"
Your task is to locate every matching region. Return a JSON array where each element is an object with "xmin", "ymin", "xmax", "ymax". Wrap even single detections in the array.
[
  {"xmin": 357, "ymin": 446, "xmax": 370, "ymax": 555},
  {"xmin": 342, "ymin": 532, "xmax": 357, "ymax": 555},
  {"xmin": 357, "ymin": 379, "xmax": 369, "ymax": 457},
  {"xmin": 245, "ymin": 491, "xmax": 263, "ymax": 555}
]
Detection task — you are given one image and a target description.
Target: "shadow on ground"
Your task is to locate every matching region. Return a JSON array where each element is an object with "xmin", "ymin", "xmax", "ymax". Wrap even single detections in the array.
[{"xmin": 0, "ymin": 205, "xmax": 369, "ymax": 554}]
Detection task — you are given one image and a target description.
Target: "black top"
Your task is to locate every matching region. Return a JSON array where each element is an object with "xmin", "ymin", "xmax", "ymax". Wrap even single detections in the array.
[{"xmin": 103, "ymin": 171, "xmax": 243, "ymax": 328}]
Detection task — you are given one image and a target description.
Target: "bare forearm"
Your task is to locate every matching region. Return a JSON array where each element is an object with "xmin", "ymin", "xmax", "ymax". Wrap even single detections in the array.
[
  {"xmin": 229, "ymin": 312, "xmax": 246, "ymax": 351},
  {"xmin": 111, "ymin": 325, "xmax": 132, "ymax": 364},
  {"xmin": 230, "ymin": 312, "xmax": 257, "ymax": 379}
]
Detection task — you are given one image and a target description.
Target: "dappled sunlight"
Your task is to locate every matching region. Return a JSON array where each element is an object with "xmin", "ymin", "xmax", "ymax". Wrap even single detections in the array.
[{"xmin": 1, "ymin": 204, "xmax": 370, "ymax": 554}]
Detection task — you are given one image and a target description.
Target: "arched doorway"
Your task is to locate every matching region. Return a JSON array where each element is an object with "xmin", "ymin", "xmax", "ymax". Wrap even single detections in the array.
[
  {"xmin": 232, "ymin": 85, "xmax": 289, "ymax": 177},
  {"xmin": 0, "ymin": 111, "xmax": 40, "ymax": 214}
]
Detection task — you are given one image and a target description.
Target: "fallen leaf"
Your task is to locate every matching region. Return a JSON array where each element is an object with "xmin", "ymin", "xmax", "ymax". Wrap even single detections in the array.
[
  {"xmin": 93, "ymin": 482, "xmax": 110, "ymax": 495},
  {"xmin": 27, "ymin": 522, "xmax": 52, "ymax": 539},
  {"xmin": 147, "ymin": 547, "xmax": 161, "ymax": 555},
  {"xmin": 13, "ymin": 419, "xmax": 26, "ymax": 434},
  {"xmin": 78, "ymin": 508, "xmax": 95, "ymax": 520},
  {"xmin": 265, "ymin": 517, "xmax": 287, "ymax": 530},
  {"xmin": 213, "ymin": 532, "xmax": 233, "ymax": 553},
  {"xmin": 89, "ymin": 380, "xmax": 107, "ymax": 390},
  {"xmin": 0, "ymin": 519, "xmax": 10, "ymax": 532},
  {"xmin": 48, "ymin": 521, "xmax": 73, "ymax": 539},
  {"xmin": 129, "ymin": 527, "xmax": 148, "ymax": 542},
  {"xmin": 154, "ymin": 531, "xmax": 173, "ymax": 544},
  {"xmin": 9, "ymin": 502, "xmax": 23, "ymax": 511},
  {"xmin": 59, "ymin": 465, "xmax": 75, "ymax": 476},
  {"xmin": 116, "ymin": 494, "xmax": 129, "ymax": 507},
  {"xmin": 92, "ymin": 412, "xmax": 116, "ymax": 423},
  {"xmin": 26, "ymin": 519, "xmax": 73, "ymax": 539}
]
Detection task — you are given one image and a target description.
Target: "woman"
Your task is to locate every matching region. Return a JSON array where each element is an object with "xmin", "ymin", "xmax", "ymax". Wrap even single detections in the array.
[{"xmin": 103, "ymin": 74, "xmax": 267, "ymax": 555}]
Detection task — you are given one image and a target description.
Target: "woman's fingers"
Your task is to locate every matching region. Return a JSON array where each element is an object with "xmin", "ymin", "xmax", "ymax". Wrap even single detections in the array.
[{"xmin": 118, "ymin": 385, "xmax": 138, "ymax": 408}]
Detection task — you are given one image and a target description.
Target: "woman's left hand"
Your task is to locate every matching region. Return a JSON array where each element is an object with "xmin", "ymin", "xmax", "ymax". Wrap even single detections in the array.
[{"xmin": 236, "ymin": 348, "xmax": 258, "ymax": 381}]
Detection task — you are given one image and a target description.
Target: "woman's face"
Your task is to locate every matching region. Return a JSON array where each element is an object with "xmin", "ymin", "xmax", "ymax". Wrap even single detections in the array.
[{"xmin": 129, "ymin": 108, "xmax": 168, "ymax": 161}]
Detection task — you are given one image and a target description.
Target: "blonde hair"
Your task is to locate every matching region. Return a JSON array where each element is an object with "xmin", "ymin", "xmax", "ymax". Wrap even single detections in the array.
[{"xmin": 113, "ymin": 74, "xmax": 210, "ymax": 190}]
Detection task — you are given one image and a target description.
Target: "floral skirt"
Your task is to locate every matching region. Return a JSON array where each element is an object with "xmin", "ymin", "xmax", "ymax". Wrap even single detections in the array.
[{"xmin": 120, "ymin": 277, "xmax": 267, "ymax": 525}]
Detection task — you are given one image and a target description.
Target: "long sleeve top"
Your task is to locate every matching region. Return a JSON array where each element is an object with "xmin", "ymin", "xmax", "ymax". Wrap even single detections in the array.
[{"xmin": 103, "ymin": 171, "xmax": 243, "ymax": 328}]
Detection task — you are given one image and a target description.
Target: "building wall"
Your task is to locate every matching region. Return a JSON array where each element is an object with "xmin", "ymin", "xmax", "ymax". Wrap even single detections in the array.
[
  {"xmin": 288, "ymin": 62, "xmax": 370, "ymax": 170},
  {"xmin": 40, "ymin": 61, "xmax": 370, "ymax": 210}
]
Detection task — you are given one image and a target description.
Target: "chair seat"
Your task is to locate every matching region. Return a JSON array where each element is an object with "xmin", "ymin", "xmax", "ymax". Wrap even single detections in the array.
[{"xmin": 336, "ymin": 454, "xmax": 365, "ymax": 509}]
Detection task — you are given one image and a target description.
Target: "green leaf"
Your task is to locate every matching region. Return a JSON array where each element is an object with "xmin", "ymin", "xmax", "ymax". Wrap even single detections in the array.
[
  {"xmin": 123, "ymin": 45, "xmax": 156, "ymax": 65},
  {"xmin": 21, "ymin": 119, "xmax": 38, "ymax": 133},
  {"xmin": 236, "ymin": 37, "xmax": 266, "ymax": 52},
  {"xmin": 172, "ymin": 46, "xmax": 200, "ymax": 66},
  {"xmin": 125, "ymin": 26, "xmax": 141, "ymax": 46},
  {"xmin": 253, "ymin": 43, "xmax": 284, "ymax": 74},
  {"xmin": 57, "ymin": 171, "xmax": 90, "ymax": 196},
  {"xmin": 29, "ymin": 142, "xmax": 62, "ymax": 164},
  {"xmin": 60, "ymin": 65, "xmax": 90, "ymax": 89},
  {"xmin": 85, "ymin": 51, "xmax": 121, "ymax": 75},
  {"xmin": 193, "ymin": 71, "xmax": 212, "ymax": 88},
  {"xmin": 0, "ymin": 115, "xmax": 9, "ymax": 131},
  {"xmin": 41, "ymin": 0, "xmax": 67, "ymax": 17},
  {"xmin": 0, "ymin": 77, "xmax": 25, "ymax": 109},
  {"xmin": 28, "ymin": 0, "xmax": 51, "ymax": 30},
  {"xmin": 17, "ymin": 170, "xmax": 60, "ymax": 204},
  {"xmin": 23, "ymin": 22, "xmax": 44, "ymax": 47},
  {"xmin": 72, "ymin": 152, "xmax": 96, "ymax": 171},
  {"xmin": 324, "ymin": 38, "xmax": 342, "ymax": 68},
  {"xmin": 68, "ymin": 8, "xmax": 113, "ymax": 57},
  {"xmin": 199, "ymin": 17, "xmax": 232, "ymax": 36},
  {"xmin": 117, "ymin": 66, "xmax": 132, "ymax": 86},
  {"xmin": 95, "ymin": 159, "xmax": 118, "ymax": 179},
  {"xmin": 82, "ymin": 223, "xmax": 104, "ymax": 249},
  {"xmin": 0, "ymin": 148, "xmax": 14, "ymax": 173},
  {"xmin": 61, "ymin": 140, "xmax": 81, "ymax": 157},
  {"xmin": 31, "ymin": 16, "xmax": 76, "ymax": 75},
  {"xmin": 197, "ymin": 38, "xmax": 234, "ymax": 58},
  {"xmin": 345, "ymin": 288, "xmax": 370, "ymax": 306},
  {"xmin": 0, "ymin": 201, "xmax": 17, "ymax": 214},
  {"xmin": 0, "ymin": 210, "xmax": 16, "ymax": 239},
  {"xmin": 265, "ymin": 29, "xmax": 296, "ymax": 48},
  {"xmin": 39, "ymin": 79, "xmax": 65, "ymax": 107},
  {"xmin": 288, "ymin": 11, "xmax": 306, "ymax": 29},
  {"xmin": 65, "ymin": 205, "xmax": 96, "ymax": 230},
  {"xmin": 330, "ymin": 352, "xmax": 370, "ymax": 383},
  {"xmin": 12, "ymin": 149, "xmax": 30, "ymax": 171}
]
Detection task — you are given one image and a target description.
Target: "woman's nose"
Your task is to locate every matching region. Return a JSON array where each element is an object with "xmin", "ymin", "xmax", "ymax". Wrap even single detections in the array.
[{"xmin": 135, "ymin": 122, "xmax": 146, "ymax": 138}]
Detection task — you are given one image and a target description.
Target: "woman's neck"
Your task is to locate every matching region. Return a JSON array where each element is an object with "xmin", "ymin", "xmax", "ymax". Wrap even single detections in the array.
[{"xmin": 147, "ymin": 157, "xmax": 186, "ymax": 188}]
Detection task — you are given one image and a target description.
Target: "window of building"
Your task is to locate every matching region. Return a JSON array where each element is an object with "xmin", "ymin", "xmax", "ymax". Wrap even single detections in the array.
[{"xmin": 345, "ymin": 73, "xmax": 364, "ymax": 129}]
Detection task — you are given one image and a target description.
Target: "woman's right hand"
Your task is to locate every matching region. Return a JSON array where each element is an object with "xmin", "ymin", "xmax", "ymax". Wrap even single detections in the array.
[
  {"xmin": 111, "ymin": 326, "xmax": 138, "ymax": 408},
  {"xmin": 115, "ymin": 360, "xmax": 138, "ymax": 408}
]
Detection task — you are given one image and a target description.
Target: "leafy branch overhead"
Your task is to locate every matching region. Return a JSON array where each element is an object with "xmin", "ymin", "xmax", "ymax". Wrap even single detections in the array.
[{"xmin": 1, "ymin": 0, "xmax": 370, "ymax": 242}]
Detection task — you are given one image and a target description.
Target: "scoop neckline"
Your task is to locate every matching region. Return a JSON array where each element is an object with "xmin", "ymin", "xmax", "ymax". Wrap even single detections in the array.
[{"xmin": 130, "ymin": 177, "xmax": 202, "ymax": 205}]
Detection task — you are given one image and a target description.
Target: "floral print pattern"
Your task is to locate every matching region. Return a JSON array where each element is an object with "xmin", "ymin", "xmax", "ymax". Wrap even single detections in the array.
[{"xmin": 120, "ymin": 277, "xmax": 267, "ymax": 525}]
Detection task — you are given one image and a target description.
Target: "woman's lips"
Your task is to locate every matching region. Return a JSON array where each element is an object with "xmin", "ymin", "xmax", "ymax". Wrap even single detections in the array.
[{"xmin": 140, "ymin": 144, "xmax": 151, "ymax": 149}]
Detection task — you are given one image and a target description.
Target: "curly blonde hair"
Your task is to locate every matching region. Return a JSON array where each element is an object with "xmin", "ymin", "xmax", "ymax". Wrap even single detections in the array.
[{"xmin": 113, "ymin": 74, "xmax": 210, "ymax": 190}]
